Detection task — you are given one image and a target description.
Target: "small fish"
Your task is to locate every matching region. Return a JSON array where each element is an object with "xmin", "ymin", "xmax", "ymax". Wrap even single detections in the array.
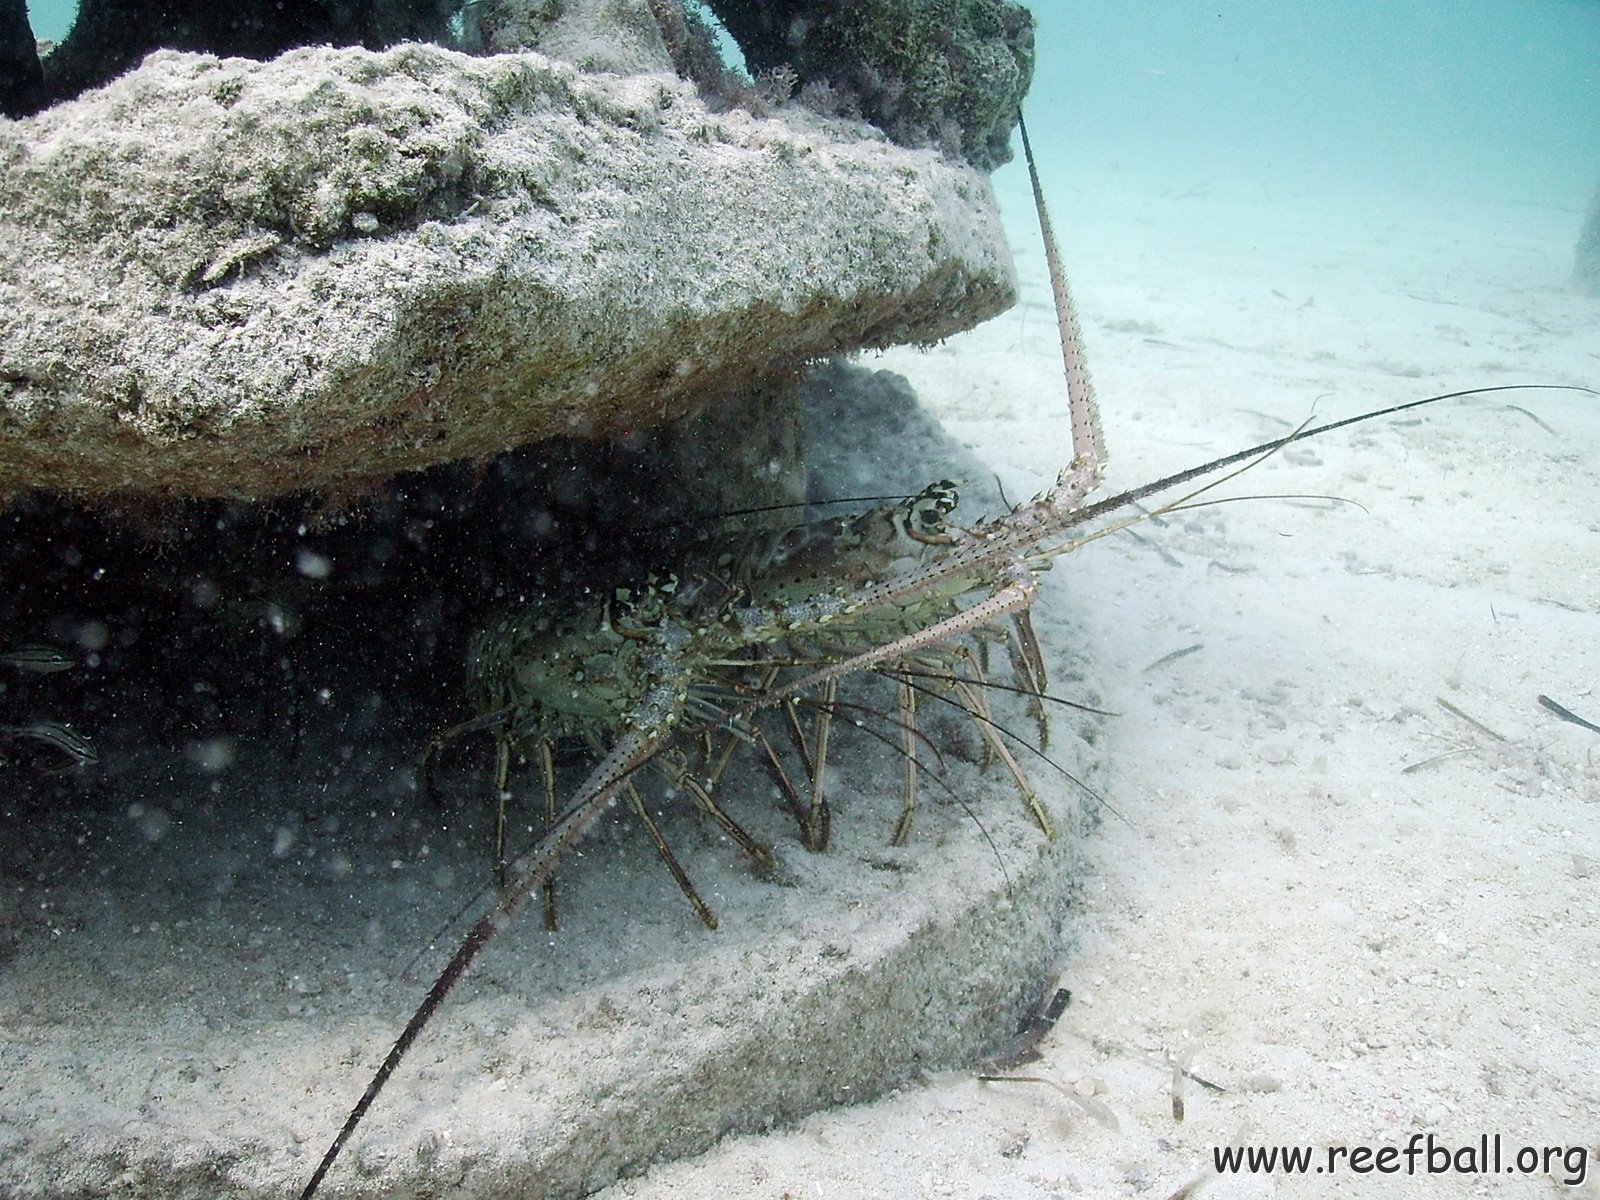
[
  {"xmin": 0, "ymin": 721, "xmax": 98, "ymax": 767},
  {"xmin": 0, "ymin": 644, "xmax": 76, "ymax": 674}
]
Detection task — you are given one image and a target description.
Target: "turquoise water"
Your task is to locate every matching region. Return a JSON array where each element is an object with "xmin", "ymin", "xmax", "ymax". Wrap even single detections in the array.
[
  {"xmin": 25, "ymin": 0, "xmax": 73, "ymax": 42},
  {"xmin": 26, "ymin": 1, "xmax": 1594, "ymax": 205},
  {"xmin": 1026, "ymin": 0, "xmax": 1597, "ymax": 205}
]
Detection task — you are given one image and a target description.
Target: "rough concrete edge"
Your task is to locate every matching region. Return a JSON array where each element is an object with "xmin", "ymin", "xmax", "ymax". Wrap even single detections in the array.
[
  {"xmin": 359, "ymin": 789, "xmax": 1086, "ymax": 1199},
  {"xmin": 0, "ymin": 731, "xmax": 1093, "ymax": 1200}
]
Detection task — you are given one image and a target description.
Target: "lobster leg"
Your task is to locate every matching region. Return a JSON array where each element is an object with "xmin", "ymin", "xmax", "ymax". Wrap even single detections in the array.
[
  {"xmin": 1008, "ymin": 609, "xmax": 1050, "ymax": 751},
  {"xmin": 655, "ymin": 749, "xmax": 775, "ymax": 869},
  {"xmin": 535, "ymin": 737, "xmax": 558, "ymax": 930},
  {"xmin": 625, "ymin": 782, "xmax": 719, "ymax": 929},
  {"xmin": 492, "ymin": 730, "xmax": 513, "ymax": 887},
  {"xmin": 951, "ymin": 677, "xmax": 1051, "ymax": 839},
  {"xmin": 806, "ymin": 677, "xmax": 838, "ymax": 850},
  {"xmin": 889, "ymin": 675, "xmax": 919, "ymax": 846}
]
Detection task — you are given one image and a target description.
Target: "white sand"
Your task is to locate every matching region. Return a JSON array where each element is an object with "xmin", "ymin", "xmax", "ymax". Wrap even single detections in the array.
[{"xmin": 591, "ymin": 161, "xmax": 1600, "ymax": 1197}]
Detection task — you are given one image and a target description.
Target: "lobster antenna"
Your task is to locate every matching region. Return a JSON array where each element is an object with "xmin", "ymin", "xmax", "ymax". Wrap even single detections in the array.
[{"xmin": 1018, "ymin": 112, "xmax": 1105, "ymax": 473}]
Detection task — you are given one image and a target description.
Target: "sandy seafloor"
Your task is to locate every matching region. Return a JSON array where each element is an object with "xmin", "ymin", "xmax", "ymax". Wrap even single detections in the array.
[{"xmin": 586, "ymin": 154, "xmax": 1600, "ymax": 1194}]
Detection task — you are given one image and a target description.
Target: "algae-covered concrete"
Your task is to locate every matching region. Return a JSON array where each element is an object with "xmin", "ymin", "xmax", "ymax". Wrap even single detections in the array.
[
  {"xmin": 0, "ymin": 40, "xmax": 1013, "ymax": 500},
  {"xmin": 706, "ymin": 0, "xmax": 1035, "ymax": 170}
]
